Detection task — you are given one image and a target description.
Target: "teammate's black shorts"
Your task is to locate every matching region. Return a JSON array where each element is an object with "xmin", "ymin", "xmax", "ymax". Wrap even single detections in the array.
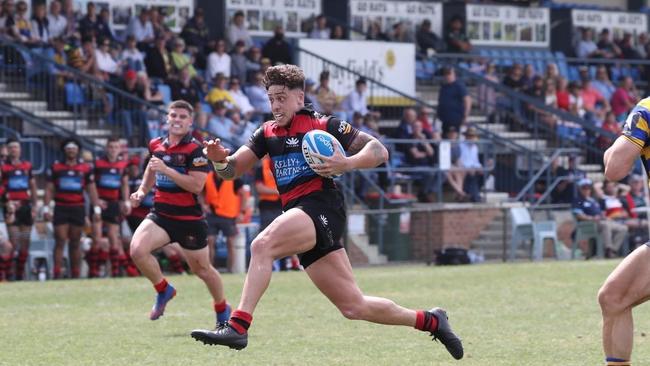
[
  {"xmin": 53, "ymin": 205, "xmax": 86, "ymax": 227},
  {"xmin": 147, "ymin": 212, "xmax": 208, "ymax": 250},
  {"xmin": 127, "ymin": 215, "xmax": 145, "ymax": 234},
  {"xmin": 289, "ymin": 189, "xmax": 346, "ymax": 269},
  {"xmin": 98, "ymin": 201, "xmax": 121, "ymax": 224},
  {"xmin": 5, "ymin": 202, "xmax": 33, "ymax": 226},
  {"xmin": 206, "ymin": 214, "xmax": 238, "ymax": 237}
]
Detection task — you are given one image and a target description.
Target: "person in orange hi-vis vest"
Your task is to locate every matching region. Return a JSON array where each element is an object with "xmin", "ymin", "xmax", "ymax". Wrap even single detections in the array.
[{"xmin": 203, "ymin": 170, "xmax": 248, "ymax": 272}]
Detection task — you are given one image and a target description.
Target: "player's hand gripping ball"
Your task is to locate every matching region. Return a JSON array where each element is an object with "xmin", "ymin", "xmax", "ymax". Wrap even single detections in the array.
[{"xmin": 302, "ymin": 130, "xmax": 346, "ymax": 178}]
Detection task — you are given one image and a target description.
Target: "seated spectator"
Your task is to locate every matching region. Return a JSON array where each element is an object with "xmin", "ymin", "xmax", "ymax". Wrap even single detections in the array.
[
  {"xmin": 205, "ymin": 72, "xmax": 235, "ymax": 107},
  {"xmin": 31, "ymin": 3, "xmax": 50, "ymax": 44},
  {"xmin": 406, "ymin": 120, "xmax": 436, "ymax": 202},
  {"xmin": 171, "ymin": 37, "xmax": 199, "ymax": 80},
  {"xmin": 245, "ymin": 46, "xmax": 262, "ymax": 83},
  {"xmin": 120, "ymin": 35, "xmax": 146, "ymax": 75},
  {"xmin": 309, "ymin": 14, "xmax": 330, "ymax": 39},
  {"xmin": 315, "ymin": 70, "xmax": 338, "ymax": 116},
  {"xmin": 459, "ymin": 127, "xmax": 486, "ymax": 202},
  {"xmin": 621, "ymin": 174, "xmax": 650, "ymax": 248},
  {"xmin": 168, "ymin": 67, "xmax": 201, "ymax": 106},
  {"xmin": 149, "ymin": 7, "xmax": 169, "ymax": 38},
  {"xmin": 597, "ymin": 111, "xmax": 622, "ymax": 150},
  {"xmin": 245, "ymin": 71, "xmax": 271, "ymax": 123},
  {"xmin": 206, "ymin": 100, "xmax": 236, "ymax": 150},
  {"xmin": 12, "ymin": 1, "xmax": 36, "ymax": 44},
  {"xmin": 389, "ymin": 22, "xmax": 411, "ymax": 43},
  {"xmin": 231, "ymin": 110, "xmax": 257, "ymax": 147},
  {"xmin": 521, "ymin": 64, "xmax": 536, "ymax": 90},
  {"xmin": 444, "ymin": 127, "xmax": 467, "ymax": 201},
  {"xmin": 263, "ymin": 26, "xmax": 291, "ymax": 65},
  {"xmin": 576, "ymin": 28, "xmax": 602, "ymax": 58},
  {"xmin": 592, "ymin": 65, "xmax": 616, "ymax": 101},
  {"xmin": 445, "ymin": 15, "xmax": 471, "ymax": 53},
  {"xmin": 545, "ymin": 63, "xmax": 560, "ymax": 85},
  {"xmin": 620, "ymin": 32, "xmax": 642, "ymax": 59},
  {"xmin": 438, "ymin": 67, "xmax": 471, "ymax": 135},
  {"xmin": 127, "ymin": 7, "xmax": 155, "ymax": 47},
  {"xmin": 0, "ymin": 0, "xmax": 15, "ymax": 38},
  {"xmin": 144, "ymin": 34, "xmax": 171, "ymax": 81},
  {"xmin": 611, "ymin": 76, "xmax": 639, "ymax": 121},
  {"xmin": 416, "ymin": 105, "xmax": 435, "ymax": 135},
  {"xmin": 393, "ymin": 107, "xmax": 417, "ymax": 156},
  {"xmin": 46, "ymin": 0, "xmax": 68, "ymax": 38},
  {"xmin": 556, "ymin": 77, "xmax": 570, "ymax": 111},
  {"xmin": 206, "ymin": 39, "xmax": 231, "ymax": 80},
  {"xmin": 330, "ymin": 25, "xmax": 344, "ymax": 40},
  {"xmin": 366, "ymin": 21, "xmax": 388, "ymax": 41},
  {"xmin": 580, "ymin": 79, "xmax": 609, "ymax": 124},
  {"xmin": 573, "ymin": 178, "xmax": 628, "ymax": 258},
  {"xmin": 78, "ymin": 1, "xmax": 100, "ymax": 39},
  {"xmin": 340, "ymin": 77, "xmax": 369, "ymax": 120},
  {"xmin": 596, "ymin": 180, "xmax": 629, "ymax": 220},
  {"xmin": 71, "ymin": 36, "xmax": 99, "ymax": 77},
  {"xmin": 226, "ymin": 10, "xmax": 252, "ymax": 48},
  {"xmin": 361, "ymin": 114, "xmax": 382, "ymax": 139},
  {"xmin": 541, "ymin": 79, "xmax": 558, "ymax": 127},
  {"xmin": 95, "ymin": 37, "xmax": 122, "ymax": 82},
  {"xmin": 503, "ymin": 63, "xmax": 525, "ymax": 92},
  {"xmin": 62, "ymin": 0, "xmax": 78, "ymax": 38},
  {"xmin": 230, "ymin": 40, "xmax": 248, "ymax": 83},
  {"xmin": 636, "ymin": 33, "xmax": 648, "ymax": 59},
  {"xmin": 228, "ymin": 76, "xmax": 253, "ymax": 117},
  {"xmin": 304, "ymin": 78, "xmax": 319, "ymax": 111},
  {"xmin": 568, "ymin": 81, "xmax": 586, "ymax": 118},
  {"xmin": 596, "ymin": 28, "xmax": 621, "ymax": 59},
  {"xmin": 416, "ymin": 19, "xmax": 443, "ymax": 55},
  {"xmin": 180, "ymin": 8, "xmax": 209, "ymax": 59},
  {"xmin": 96, "ymin": 7, "xmax": 114, "ymax": 42},
  {"xmin": 477, "ymin": 63, "xmax": 497, "ymax": 115},
  {"xmin": 551, "ymin": 154, "xmax": 585, "ymax": 204}
]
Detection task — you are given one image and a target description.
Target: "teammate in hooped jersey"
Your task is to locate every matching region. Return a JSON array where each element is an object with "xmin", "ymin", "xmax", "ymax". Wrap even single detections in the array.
[
  {"xmin": 129, "ymin": 100, "xmax": 230, "ymax": 325},
  {"xmin": 191, "ymin": 65, "xmax": 463, "ymax": 360},
  {"xmin": 44, "ymin": 138, "xmax": 101, "ymax": 279},
  {"xmin": 1, "ymin": 138, "xmax": 38, "ymax": 280}
]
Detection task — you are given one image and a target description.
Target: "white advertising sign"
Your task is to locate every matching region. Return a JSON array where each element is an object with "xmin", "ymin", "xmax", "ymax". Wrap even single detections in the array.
[
  {"xmin": 466, "ymin": 4, "xmax": 550, "ymax": 47},
  {"xmin": 298, "ymin": 39, "xmax": 415, "ymax": 99},
  {"xmin": 225, "ymin": 0, "xmax": 321, "ymax": 37},
  {"xmin": 572, "ymin": 9, "xmax": 648, "ymax": 40},
  {"xmin": 349, "ymin": 0, "xmax": 443, "ymax": 40}
]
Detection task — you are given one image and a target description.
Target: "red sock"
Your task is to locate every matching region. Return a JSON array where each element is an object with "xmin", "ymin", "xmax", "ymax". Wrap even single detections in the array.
[
  {"xmin": 228, "ymin": 310, "xmax": 253, "ymax": 334},
  {"xmin": 415, "ymin": 310, "xmax": 438, "ymax": 332},
  {"xmin": 214, "ymin": 299, "xmax": 228, "ymax": 313},
  {"xmin": 53, "ymin": 265, "xmax": 62, "ymax": 279},
  {"xmin": 154, "ymin": 278, "xmax": 169, "ymax": 293}
]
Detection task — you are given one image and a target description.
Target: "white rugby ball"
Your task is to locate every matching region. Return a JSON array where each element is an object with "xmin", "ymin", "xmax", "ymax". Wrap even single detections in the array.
[{"xmin": 302, "ymin": 129, "xmax": 346, "ymax": 178}]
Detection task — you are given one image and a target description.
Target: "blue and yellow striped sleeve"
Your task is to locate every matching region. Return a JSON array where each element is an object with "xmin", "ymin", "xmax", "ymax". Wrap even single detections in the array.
[{"xmin": 622, "ymin": 104, "xmax": 650, "ymax": 150}]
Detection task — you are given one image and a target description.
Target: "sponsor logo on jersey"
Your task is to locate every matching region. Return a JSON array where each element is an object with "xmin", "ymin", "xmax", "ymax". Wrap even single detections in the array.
[
  {"xmin": 286, "ymin": 137, "xmax": 300, "ymax": 147},
  {"xmin": 338, "ymin": 120, "xmax": 352, "ymax": 134}
]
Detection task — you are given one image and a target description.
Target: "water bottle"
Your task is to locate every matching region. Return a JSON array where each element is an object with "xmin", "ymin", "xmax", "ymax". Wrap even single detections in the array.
[{"xmin": 38, "ymin": 265, "xmax": 47, "ymax": 282}]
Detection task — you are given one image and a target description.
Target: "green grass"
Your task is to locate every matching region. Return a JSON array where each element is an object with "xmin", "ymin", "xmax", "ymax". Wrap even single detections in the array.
[{"xmin": 2, "ymin": 260, "xmax": 650, "ymax": 365}]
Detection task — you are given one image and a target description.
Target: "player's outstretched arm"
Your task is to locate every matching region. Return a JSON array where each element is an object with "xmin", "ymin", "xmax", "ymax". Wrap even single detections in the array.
[
  {"xmin": 604, "ymin": 136, "xmax": 641, "ymax": 182},
  {"xmin": 345, "ymin": 131, "xmax": 389, "ymax": 170},
  {"xmin": 204, "ymin": 140, "xmax": 259, "ymax": 180}
]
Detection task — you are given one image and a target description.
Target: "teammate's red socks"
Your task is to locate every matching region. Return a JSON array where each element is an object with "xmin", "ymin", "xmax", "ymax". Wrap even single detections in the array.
[
  {"xmin": 154, "ymin": 278, "xmax": 169, "ymax": 293},
  {"xmin": 228, "ymin": 310, "xmax": 252, "ymax": 334},
  {"xmin": 415, "ymin": 310, "xmax": 439, "ymax": 333},
  {"xmin": 15, "ymin": 251, "xmax": 27, "ymax": 280},
  {"xmin": 214, "ymin": 300, "xmax": 228, "ymax": 313}
]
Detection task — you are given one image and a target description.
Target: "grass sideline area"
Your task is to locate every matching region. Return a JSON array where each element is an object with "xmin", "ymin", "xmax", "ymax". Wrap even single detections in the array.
[{"xmin": 2, "ymin": 261, "xmax": 650, "ymax": 365}]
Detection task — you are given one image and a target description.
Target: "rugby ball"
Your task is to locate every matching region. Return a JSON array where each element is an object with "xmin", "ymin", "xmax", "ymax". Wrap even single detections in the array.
[{"xmin": 302, "ymin": 130, "xmax": 346, "ymax": 178}]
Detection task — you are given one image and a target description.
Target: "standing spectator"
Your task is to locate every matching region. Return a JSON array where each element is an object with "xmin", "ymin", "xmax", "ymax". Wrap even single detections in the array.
[
  {"xmin": 206, "ymin": 39, "xmax": 231, "ymax": 80},
  {"xmin": 171, "ymin": 37, "xmax": 199, "ymax": 80},
  {"xmin": 226, "ymin": 10, "xmax": 252, "ymax": 48},
  {"xmin": 438, "ymin": 67, "xmax": 471, "ymax": 135},
  {"xmin": 611, "ymin": 76, "xmax": 639, "ymax": 121},
  {"xmin": 120, "ymin": 35, "xmax": 146, "ymax": 74},
  {"xmin": 366, "ymin": 21, "xmax": 388, "ymax": 41},
  {"xmin": 576, "ymin": 28, "xmax": 602, "ymax": 58},
  {"xmin": 416, "ymin": 19, "xmax": 443, "ymax": 55},
  {"xmin": 389, "ymin": 22, "xmax": 411, "ymax": 43},
  {"xmin": 330, "ymin": 25, "xmax": 345, "ymax": 40},
  {"xmin": 592, "ymin": 65, "xmax": 616, "ymax": 101},
  {"xmin": 596, "ymin": 28, "xmax": 621, "ymax": 59},
  {"xmin": 96, "ymin": 7, "xmax": 114, "ymax": 42},
  {"xmin": 44, "ymin": 139, "xmax": 100, "ymax": 279},
  {"xmin": 262, "ymin": 26, "xmax": 291, "ymax": 65},
  {"xmin": 228, "ymin": 77, "xmax": 254, "ymax": 117},
  {"xmin": 445, "ymin": 15, "xmax": 471, "ymax": 53},
  {"xmin": 180, "ymin": 8, "xmax": 209, "ymax": 58},
  {"xmin": 245, "ymin": 71, "xmax": 271, "ymax": 123},
  {"xmin": 340, "ymin": 77, "xmax": 369, "ymax": 120},
  {"xmin": 31, "ymin": 3, "xmax": 50, "ymax": 44},
  {"xmin": 78, "ymin": 1, "xmax": 100, "ymax": 39},
  {"xmin": 309, "ymin": 14, "xmax": 330, "ymax": 39},
  {"xmin": 127, "ymin": 7, "xmax": 155, "ymax": 47},
  {"xmin": 205, "ymin": 72, "xmax": 235, "ymax": 107},
  {"xmin": 1, "ymin": 138, "xmax": 37, "ymax": 281},
  {"xmin": 114, "ymin": 70, "xmax": 152, "ymax": 141},
  {"xmin": 168, "ymin": 67, "xmax": 201, "ymax": 106},
  {"xmin": 315, "ymin": 70, "xmax": 338, "ymax": 116},
  {"xmin": 144, "ymin": 34, "xmax": 171, "ymax": 81},
  {"xmin": 230, "ymin": 40, "xmax": 248, "ymax": 84}
]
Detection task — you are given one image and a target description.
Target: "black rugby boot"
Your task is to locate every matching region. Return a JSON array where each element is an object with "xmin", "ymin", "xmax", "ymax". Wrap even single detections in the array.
[
  {"xmin": 429, "ymin": 308, "xmax": 463, "ymax": 360},
  {"xmin": 191, "ymin": 323, "xmax": 248, "ymax": 350}
]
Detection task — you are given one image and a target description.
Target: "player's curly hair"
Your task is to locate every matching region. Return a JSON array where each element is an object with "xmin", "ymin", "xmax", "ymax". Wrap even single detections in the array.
[{"xmin": 263, "ymin": 64, "xmax": 305, "ymax": 91}]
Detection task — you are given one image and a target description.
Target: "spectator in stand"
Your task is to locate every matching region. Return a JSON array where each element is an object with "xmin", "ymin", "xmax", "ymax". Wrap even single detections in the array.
[
  {"xmin": 144, "ymin": 34, "xmax": 171, "ymax": 81},
  {"xmin": 230, "ymin": 40, "xmax": 248, "ymax": 83},
  {"xmin": 127, "ymin": 7, "xmax": 155, "ymax": 48},
  {"xmin": 521, "ymin": 64, "xmax": 536, "ymax": 90},
  {"xmin": 330, "ymin": 25, "xmax": 345, "ymax": 40},
  {"xmin": 12, "ymin": 1, "xmax": 35, "ymax": 44},
  {"xmin": 416, "ymin": 19, "xmax": 443, "ymax": 55},
  {"xmin": 477, "ymin": 63, "xmax": 497, "ymax": 115},
  {"xmin": 568, "ymin": 81, "xmax": 586, "ymax": 118},
  {"xmin": 180, "ymin": 8, "xmax": 209, "ymax": 61},
  {"xmin": 0, "ymin": 0, "xmax": 15, "ymax": 38},
  {"xmin": 621, "ymin": 174, "xmax": 650, "ymax": 248},
  {"xmin": 245, "ymin": 71, "xmax": 271, "ymax": 123},
  {"xmin": 309, "ymin": 14, "xmax": 330, "ymax": 39},
  {"xmin": 304, "ymin": 78, "xmax": 319, "ymax": 111},
  {"xmin": 580, "ymin": 78, "xmax": 609, "ymax": 125},
  {"xmin": 206, "ymin": 101, "xmax": 235, "ymax": 150},
  {"xmin": 611, "ymin": 76, "xmax": 639, "ymax": 121},
  {"xmin": 524, "ymin": 76, "xmax": 545, "ymax": 120},
  {"xmin": 72, "ymin": 36, "xmax": 99, "ymax": 77},
  {"xmin": 226, "ymin": 10, "xmax": 252, "ymax": 48},
  {"xmin": 340, "ymin": 77, "xmax": 369, "ymax": 120},
  {"xmin": 636, "ymin": 32, "xmax": 648, "ymax": 59},
  {"xmin": 620, "ymin": 33, "xmax": 642, "ymax": 60},
  {"xmin": 576, "ymin": 28, "xmax": 603, "ymax": 59},
  {"xmin": 228, "ymin": 76, "xmax": 254, "ymax": 118},
  {"xmin": 61, "ymin": 0, "xmax": 77, "ymax": 37},
  {"xmin": 96, "ymin": 8, "xmax": 114, "ymax": 42},
  {"xmin": 416, "ymin": 105, "xmax": 435, "ymax": 135},
  {"xmin": 31, "ymin": 3, "xmax": 50, "ymax": 45},
  {"xmin": 120, "ymin": 35, "xmax": 146, "ymax": 75},
  {"xmin": 438, "ymin": 67, "xmax": 471, "ymax": 135},
  {"xmin": 78, "ymin": 1, "xmax": 101, "ymax": 38},
  {"xmin": 206, "ymin": 39, "xmax": 231, "ymax": 80},
  {"xmin": 205, "ymin": 72, "xmax": 235, "ymax": 107},
  {"xmin": 444, "ymin": 127, "xmax": 467, "ymax": 202},
  {"xmin": 171, "ymin": 37, "xmax": 199, "ymax": 80},
  {"xmin": 244, "ymin": 46, "xmax": 262, "ymax": 83},
  {"xmin": 262, "ymin": 26, "xmax": 291, "ymax": 65},
  {"xmin": 361, "ymin": 114, "xmax": 382, "ymax": 140},
  {"xmin": 95, "ymin": 37, "xmax": 122, "ymax": 83},
  {"xmin": 459, "ymin": 127, "xmax": 485, "ymax": 203},
  {"xmin": 591, "ymin": 65, "xmax": 616, "ymax": 101},
  {"xmin": 573, "ymin": 178, "xmax": 627, "ymax": 258},
  {"xmin": 503, "ymin": 63, "xmax": 525, "ymax": 92},
  {"xmin": 393, "ymin": 107, "xmax": 417, "ymax": 155},
  {"xmin": 169, "ymin": 67, "xmax": 201, "ymax": 106},
  {"xmin": 556, "ymin": 77, "xmax": 571, "ymax": 111},
  {"xmin": 545, "ymin": 63, "xmax": 560, "ymax": 85},
  {"xmin": 366, "ymin": 21, "xmax": 388, "ymax": 41},
  {"xmin": 597, "ymin": 111, "xmax": 622, "ymax": 150},
  {"xmin": 596, "ymin": 28, "xmax": 622, "ymax": 59},
  {"xmin": 150, "ymin": 8, "xmax": 170, "ymax": 39},
  {"xmin": 389, "ymin": 22, "xmax": 412, "ymax": 43},
  {"xmin": 542, "ymin": 79, "xmax": 558, "ymax": 127},
  {"xmin": 551, "ymin": 154, "xmax": 585, "ymax": 204},
  {"xmin": 445, "ymin": 15, "xmax": 471, "ymax": 53},
  {"xmin": 406, "ymin": 120, "xmax": 436, "ymax": 202},
  {"xmin": 315, "ymin": 70, "xmax": 338, "ymax": 116}
]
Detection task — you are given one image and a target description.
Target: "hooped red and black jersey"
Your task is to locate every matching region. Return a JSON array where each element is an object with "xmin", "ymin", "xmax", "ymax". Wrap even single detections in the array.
[
  {"xmin": 94, "ymin": 156, "xmax": 128, "ymax": 201},
  {"xmin": 149, "ymin": 133, "xmax": 209, "ymax": 221},
  {"xmin": 128, "ymin": 175, "xmax": 155, "ymax": 219},
  {"xmin": 245, "ymin": 108, "xmax": 359, "ymax": 208},
  {"xmin": 47, "ymin": 160, "xmax": 94, "ymax": 206},
  {"xmin": 1, "ymin": 160, "xmax": 33, "ymax": 201}
]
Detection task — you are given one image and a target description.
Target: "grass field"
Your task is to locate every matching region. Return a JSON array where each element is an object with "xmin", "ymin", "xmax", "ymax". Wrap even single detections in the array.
[{"xmin": 2, "ymin": 260, "xmax": 650, "ymax": 365}]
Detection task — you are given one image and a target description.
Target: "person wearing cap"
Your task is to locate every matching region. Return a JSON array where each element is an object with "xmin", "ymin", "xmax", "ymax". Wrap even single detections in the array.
[
  {"xmin": 459, "ymin": 127, "xmax": 485, "ymax": 202},
  {"xmin": 44, "ymin": 138, "xmax": 101, "ymax": 279},
  {"xmin": 598, "ymin": 94, "xmax": 650, "ymax": 365},
  {"xmin": 226, "ymin": 10, "xmax": 252, "ymax": 49}
]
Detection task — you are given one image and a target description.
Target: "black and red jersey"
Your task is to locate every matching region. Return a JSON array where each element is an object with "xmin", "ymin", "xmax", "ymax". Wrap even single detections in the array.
[
  {"xmin": 149, "ymin": 133, "xmax": 209, "ymax": 221},
  {"xmin": 94, "ymin": 156, "xmax": 128, "ymax": 201},
  {"xmin": 245, "ymin": 108, "xmax": 359, "ymax": 208},
  {"xmin": 128, "ymin": 175, "xmax": 155, "ymax": 219},
  {"xmin": 1, "ymin": 160, "xmax": 32, "ymax": 201},
  {"xmin": 47, "ymin": 160, "xmax": 94, "ymax": 206}
]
